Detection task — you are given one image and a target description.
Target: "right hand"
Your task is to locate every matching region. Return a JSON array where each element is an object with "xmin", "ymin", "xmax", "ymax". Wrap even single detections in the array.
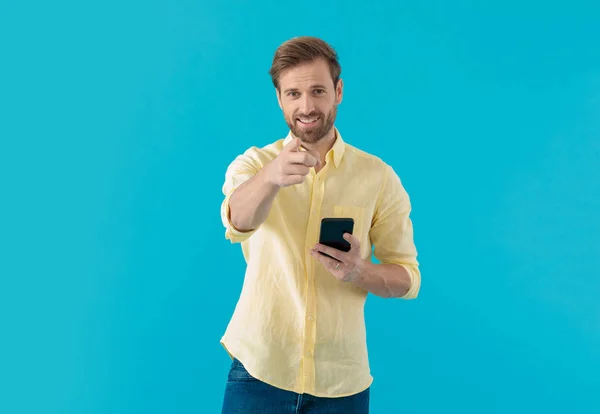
[{"xmin": 265, "ymin": 138, "xmax": 318, "ymax": 187}]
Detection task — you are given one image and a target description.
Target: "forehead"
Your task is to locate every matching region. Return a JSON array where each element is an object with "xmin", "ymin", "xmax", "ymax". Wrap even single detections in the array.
[{"xmin": 279, "ymin": 58, "xmax": 333, "ymax": 90}]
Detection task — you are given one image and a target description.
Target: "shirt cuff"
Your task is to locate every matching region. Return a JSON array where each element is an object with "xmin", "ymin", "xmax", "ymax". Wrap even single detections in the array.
[
  {"xmin": 397, "ymin": 263, "xmax": 421, "ymax": 299},
  {"xmin": 221, "ymin": 188, "xmax": 257, "ymax": 243}
]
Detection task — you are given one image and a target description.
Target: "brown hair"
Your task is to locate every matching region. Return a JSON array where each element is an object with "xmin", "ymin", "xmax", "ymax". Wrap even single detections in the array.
[{"xmin": 269, "ymin": 36, "xmax": 341, "ymax": 91}]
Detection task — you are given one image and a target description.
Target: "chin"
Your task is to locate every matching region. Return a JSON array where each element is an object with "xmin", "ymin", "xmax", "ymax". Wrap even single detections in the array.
[
  {"xmin": 298, "ymin": 133, "xmax": 322, "ymax": 143},
  {"xmin": 296, "ymin": 130, "xmax": 328, "ymax": 144}
]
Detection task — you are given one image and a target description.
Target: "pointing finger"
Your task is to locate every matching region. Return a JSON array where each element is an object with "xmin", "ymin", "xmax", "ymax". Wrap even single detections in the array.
[{"xmin": 289, "ymin": 151, "xmax": 318, "ymax": 167}]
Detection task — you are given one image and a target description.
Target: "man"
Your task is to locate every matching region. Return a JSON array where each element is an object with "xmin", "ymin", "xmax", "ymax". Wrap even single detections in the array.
[{"xmin": 219, "ymin": 36, "xmax": 420, "ymax": 414}]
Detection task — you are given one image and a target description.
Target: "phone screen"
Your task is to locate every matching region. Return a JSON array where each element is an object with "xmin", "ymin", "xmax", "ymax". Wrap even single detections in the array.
[{"xmin": 318, "ymin": 217, "xmax": 354, "ymax": 256}]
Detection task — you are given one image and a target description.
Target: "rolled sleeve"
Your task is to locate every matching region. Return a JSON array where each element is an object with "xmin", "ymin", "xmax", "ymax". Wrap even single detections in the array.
[
  {"xmin": 220, "ymin": 148, "xmax": 262, "ymax": 244},
  {"xmin": 369, "ymin": 165, "xmax": 421, "ymax": 299},
  {"xmin": 398, "ymin": 263, "xmax": 421, "ymax": 299}
]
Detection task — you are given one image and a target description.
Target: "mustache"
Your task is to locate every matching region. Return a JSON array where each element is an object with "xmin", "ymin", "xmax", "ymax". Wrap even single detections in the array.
[{"xmin": 295, "ymin": 111, "xmax": 323, "ymax": 118}]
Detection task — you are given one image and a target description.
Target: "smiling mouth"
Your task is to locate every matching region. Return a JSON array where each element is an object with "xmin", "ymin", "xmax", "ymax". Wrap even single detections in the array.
[{"xmin": 297, "ymin": 117, "xmax": 320, "ymax": 127}]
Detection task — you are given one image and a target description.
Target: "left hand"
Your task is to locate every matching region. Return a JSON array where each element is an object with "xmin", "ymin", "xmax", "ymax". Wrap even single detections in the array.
[{"xmin": 311, "ymin": 233, "xmax": 363, "ymax": 282}]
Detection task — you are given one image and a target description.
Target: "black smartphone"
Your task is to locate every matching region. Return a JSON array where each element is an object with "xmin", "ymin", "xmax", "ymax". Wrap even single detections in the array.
[{"xmin": 318, "ymin": 217, "xmax": 354, "ymax": 258}]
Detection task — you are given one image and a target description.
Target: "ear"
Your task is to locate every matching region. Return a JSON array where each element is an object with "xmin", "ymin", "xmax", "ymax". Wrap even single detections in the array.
[
  {"xmin": 335, "ymin": 78, "xmax": 344, "ymax": 104},
  {"xmin": 276, "ymin": 88, "xmax": 283, "ymax": 109}
]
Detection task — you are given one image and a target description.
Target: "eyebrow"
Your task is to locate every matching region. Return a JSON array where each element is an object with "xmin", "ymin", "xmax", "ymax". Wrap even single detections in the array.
[{"xmin": 283, "ymin": 84, "xmax": 329, "ymax": 94}]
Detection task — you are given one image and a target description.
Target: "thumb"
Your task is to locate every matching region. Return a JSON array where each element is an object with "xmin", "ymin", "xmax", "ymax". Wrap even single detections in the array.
[
  {"xmin": 344, "ymin": 232, "xmax": 358, "ymax": 247},
  {"xmin": 285, "ymin": 137, "xmax": 302, "ymax": 152}
]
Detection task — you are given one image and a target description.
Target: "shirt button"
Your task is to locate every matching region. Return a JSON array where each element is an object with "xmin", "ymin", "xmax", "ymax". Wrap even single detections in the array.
[
  {"xmin": 307, "ymin": 350, "xmax": 313, "ymax": 357},
  {"xmin": 308, "ymin": 315, "xmax": 314, "ymax": 321}
]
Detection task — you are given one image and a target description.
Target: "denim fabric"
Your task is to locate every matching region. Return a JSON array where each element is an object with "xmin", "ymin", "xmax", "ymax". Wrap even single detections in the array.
[{"xmin": 221, "ymin": 358, "xmax": 370, "ymax": 414}]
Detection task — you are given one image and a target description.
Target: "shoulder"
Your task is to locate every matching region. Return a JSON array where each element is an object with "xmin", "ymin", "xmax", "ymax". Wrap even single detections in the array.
[
  {"xmin": 344, "ymin": 143, "xmax": 395, "ymax": 177},
  {"xmin": 342, "ymin": 143, "xmax": 409, "ymax": 204}
]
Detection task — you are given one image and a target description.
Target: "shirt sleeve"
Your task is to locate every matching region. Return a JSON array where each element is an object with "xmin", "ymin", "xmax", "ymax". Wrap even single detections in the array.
[
  {"xmin": 369, "ymin": 164, "xmax": 421, "ymax": 299},
  {"xmin": 220, "ymin": 148, "xmax": 262, "ymax": 243}
]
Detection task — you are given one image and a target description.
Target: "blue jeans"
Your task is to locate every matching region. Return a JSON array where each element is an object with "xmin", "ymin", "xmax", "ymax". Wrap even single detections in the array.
[{"xmin": 221, "ymin": 358, "xmax": 370, "ymax": 414}]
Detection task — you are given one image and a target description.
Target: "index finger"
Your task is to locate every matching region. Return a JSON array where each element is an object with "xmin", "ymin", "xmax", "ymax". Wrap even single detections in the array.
[{"xmin": 289, "ymin": 151, "xmax": 318, "ymax": 167}]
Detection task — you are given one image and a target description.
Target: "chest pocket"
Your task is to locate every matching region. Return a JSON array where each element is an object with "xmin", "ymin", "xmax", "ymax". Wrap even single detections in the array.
[{"xmin": 332, "ymin": 205, "xmax": 370, "ymax": 256}]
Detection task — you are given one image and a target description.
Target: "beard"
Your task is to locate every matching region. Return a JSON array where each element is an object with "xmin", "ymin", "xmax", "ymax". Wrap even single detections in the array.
[{"xmin": 285, "ymin": 104, "xmax": 337, "ymax": 144}]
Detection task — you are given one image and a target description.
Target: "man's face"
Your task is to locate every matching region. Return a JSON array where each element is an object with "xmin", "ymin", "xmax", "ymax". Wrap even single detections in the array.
[{"xmin": 277, "ymin": 58, "xmax": 343, "ymax": 144}]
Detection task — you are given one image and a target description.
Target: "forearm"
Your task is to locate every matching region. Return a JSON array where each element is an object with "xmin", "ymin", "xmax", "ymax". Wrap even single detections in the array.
[
  {"xmin": 353, "ymin": 261, "xmax": 412, "ymax": 298},
  {"xmin": 228, "ymin": 167, "xmax": 280, "ymax": 232}
]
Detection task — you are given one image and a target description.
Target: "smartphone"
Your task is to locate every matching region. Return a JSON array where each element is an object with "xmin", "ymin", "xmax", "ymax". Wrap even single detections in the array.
[{"xmin": 318, "ymin": 217, "xmax": 354, "ymax": 258}]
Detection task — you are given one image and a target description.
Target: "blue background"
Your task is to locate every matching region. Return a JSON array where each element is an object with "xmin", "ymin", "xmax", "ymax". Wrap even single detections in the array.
[{"xmin": 1, "ymin": 1, "xmax": 599, "ymax": 413}]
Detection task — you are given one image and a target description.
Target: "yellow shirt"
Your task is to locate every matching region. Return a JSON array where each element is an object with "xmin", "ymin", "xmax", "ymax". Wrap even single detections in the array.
[{"xmin": 219, "ymin": 128, "xmax": 420, "ymax": 398}]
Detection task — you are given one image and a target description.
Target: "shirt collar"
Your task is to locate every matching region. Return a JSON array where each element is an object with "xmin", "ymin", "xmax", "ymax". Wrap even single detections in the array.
[{"xmin": 283, "ymin": 127, "xmax": 346, "ymax": 168}]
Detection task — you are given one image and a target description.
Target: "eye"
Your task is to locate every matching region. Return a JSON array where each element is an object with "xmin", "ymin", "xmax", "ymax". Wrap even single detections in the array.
[
  {"xmin": 288, "ymin": 91, "xmax": 299, "ymax": 97},
  {"xmin": 314, "ymin": 89, "xmax": 325, "ymax": 95}
]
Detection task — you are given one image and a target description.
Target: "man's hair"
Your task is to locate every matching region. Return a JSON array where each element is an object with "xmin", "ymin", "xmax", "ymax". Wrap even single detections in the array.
[{"xmin": 269, "ymin": 36, "xmax": 341, "ymax": 91}]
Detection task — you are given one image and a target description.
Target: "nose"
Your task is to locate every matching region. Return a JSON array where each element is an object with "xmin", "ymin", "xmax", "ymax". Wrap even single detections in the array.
[{"xmin": 299, "ymin": 94, "xmax": 316, "ymax": 115}]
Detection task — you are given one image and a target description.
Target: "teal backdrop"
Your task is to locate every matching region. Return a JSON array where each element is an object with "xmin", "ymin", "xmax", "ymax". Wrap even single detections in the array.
[{"xmin": 1, "ymin": 1, "xmax": 599, "ymax": 413}]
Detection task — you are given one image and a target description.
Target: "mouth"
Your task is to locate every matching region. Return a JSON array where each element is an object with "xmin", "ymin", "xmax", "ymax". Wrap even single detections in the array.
[{"xmin": 296, "ymin": 117, "xmax": 320, "ymax": 128}]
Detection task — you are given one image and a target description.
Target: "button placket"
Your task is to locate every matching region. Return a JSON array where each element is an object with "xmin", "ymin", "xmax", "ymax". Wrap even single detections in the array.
[{"xmin": 301, "ymin": 167, "xmax": 325, "ymax": 394}]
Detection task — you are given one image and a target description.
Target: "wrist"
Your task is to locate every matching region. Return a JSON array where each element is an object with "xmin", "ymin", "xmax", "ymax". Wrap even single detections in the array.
[{"xmin": 351, "ymin": 258, "xmax": 370, "ymax": 284}]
